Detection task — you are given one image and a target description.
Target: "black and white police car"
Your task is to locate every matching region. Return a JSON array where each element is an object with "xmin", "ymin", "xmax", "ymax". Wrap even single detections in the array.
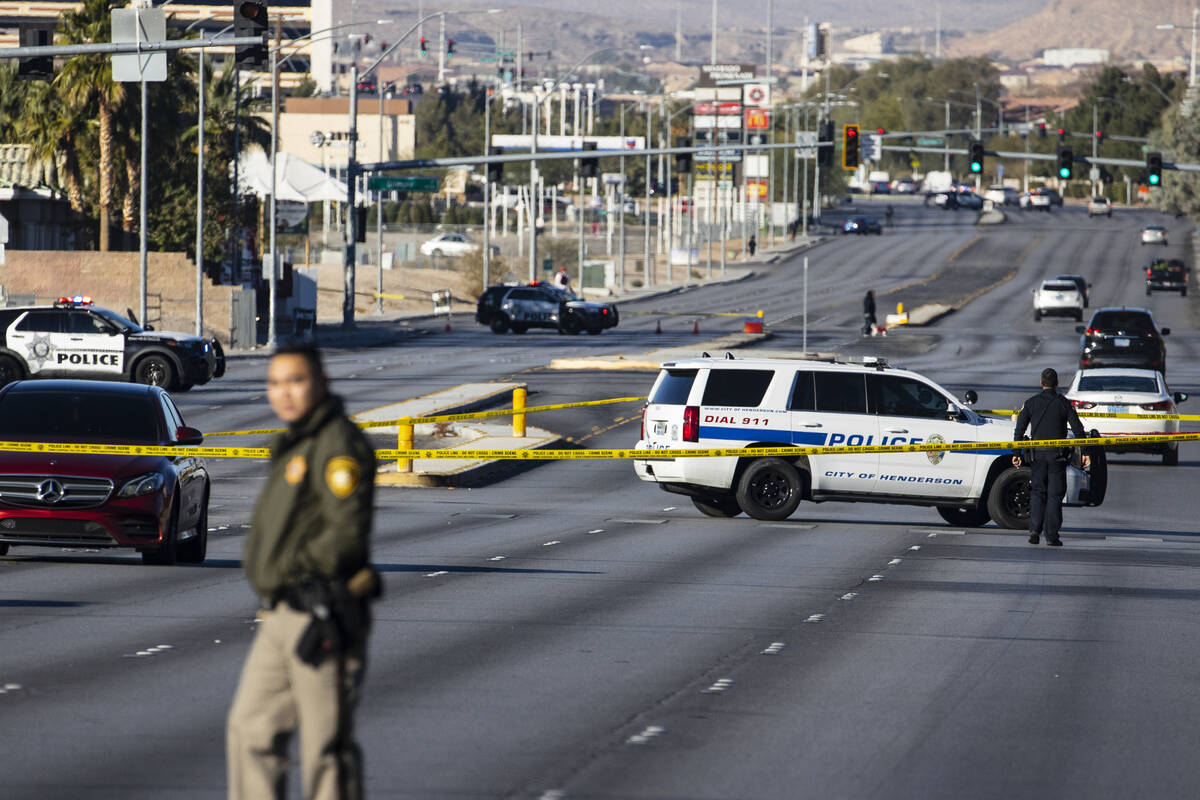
[
  {"xmin": 0, "ymin": 296, "xmax": 225, "ymax": 391},
  {"xmin": 634, "ymin": 356, "xmax": 1107, "ymax": 527},
  {"xmin": 476, "ymin": 282, "xmax": 619, "ymax": 335}
]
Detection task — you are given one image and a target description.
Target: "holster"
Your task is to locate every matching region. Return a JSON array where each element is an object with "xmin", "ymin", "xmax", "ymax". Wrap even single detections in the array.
[{"xmin": 290, "ymin": 567, "xmax": 381, "ymax": 667}]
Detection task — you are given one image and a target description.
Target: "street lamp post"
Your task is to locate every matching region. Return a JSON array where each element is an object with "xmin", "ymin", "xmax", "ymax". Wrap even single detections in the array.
[{"xmin": 1156, "ymin": 9, "xmax": 1200, "ymax": 86}]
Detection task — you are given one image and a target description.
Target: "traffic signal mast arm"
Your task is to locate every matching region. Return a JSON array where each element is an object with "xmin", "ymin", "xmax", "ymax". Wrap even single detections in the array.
[{"xmin": 0, "ymin": 35, "xmax": 268, "ymax": 59}]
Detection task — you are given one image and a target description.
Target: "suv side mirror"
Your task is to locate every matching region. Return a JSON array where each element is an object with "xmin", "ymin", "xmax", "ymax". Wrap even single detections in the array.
[
  {"xmin": 1161, "ymin": 327, "xmax": 1171, "ymax": 336},
  {"xmin": 1074, "ymin": 325, "xmax": 1086, "ymax": 334},
  {"xmin": 962, "ymin": 390, "xmax": 978, "ymax": 406},
  {"xmin": 1174, "ymin": 392, "xmax": 1188, "ymax": 404},
  {"xmin": 175, "ymin": 426, "xmax": 204, "ymax": 446}
]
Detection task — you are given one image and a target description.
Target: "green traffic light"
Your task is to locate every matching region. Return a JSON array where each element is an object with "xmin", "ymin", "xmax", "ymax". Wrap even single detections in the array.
[
  {"xmin": 1059, "ymin": 167, "xmax": 1071, "ymax": 179},
  {"xmin": 970, "ymin": 161, "xmax": 982, "ymax": 173},
  {"xmin": 1149, "ymin": 173, "xmax": 1161, "ymax": 185}
]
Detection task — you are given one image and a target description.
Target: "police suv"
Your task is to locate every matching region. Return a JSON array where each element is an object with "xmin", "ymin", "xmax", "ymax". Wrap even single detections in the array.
[
  {"xmin": 634, "ymin": 356, "xmax": 1107, "ymax": 527},
  {"xmin": 0, "ymin": 297, "xmax": 225, "ymax": 392}
]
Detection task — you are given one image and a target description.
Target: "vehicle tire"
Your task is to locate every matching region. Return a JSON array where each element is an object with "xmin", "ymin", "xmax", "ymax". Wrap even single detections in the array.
[
  {"xmin": 177, "ymin": 486, "xmax": 209, "ymax": 564},
  {"xmin": 1086, "ymin": 438, "xmax": 1107, "ymax": 505},
  {"xmin": 559, "ymin": 315, "xmax": 582, "ymax": 335},
  {"xmin": 1163, "ymin": 444, "xmax": 1179, "ymax": 467},
  {"xmin": 510, "ymin": 324, "xmax": 528, "ymax": 334},
  {"xmin": 1034, "ymin": 310, "xmax": 1042, "ymax": 322},
  {"xmin": 431, "ymin": 248, "xmax": 443, "ymax": 258},
  {"xmin": 1075, "ymin": 311, "xmax": 1083, "ymax": 322},
  {"xmin": 937, "ymin": 505, "xmax": 991, "ymax": 527},
  {"xmin": 0, "ymin": 354, "xmax": 24, "ymax": 388},
  {"xmin": 134, "ymin": 354, "xmax": 176, "ymax": 390},
  {"xmin": 142, "ymin": 500, "xmax": 180, "ymax": 566},
  {"xmin": 735, "ymin": 458, "xmax": 803, "ymax": 521},
  {"xmin": 0, "ymin": 543, "xmax": 8, "ymax": 556},
  {"xmin": 586, "ymin": 327, "xmax": 603, "ymax": 335},
  {"xmin": 1147, "ymin": 286, "xmax": 1152, "ymax": 296},
  {"xmin": 1182, "ymin": 287, "xmax": 1188, "ymax": 297},
  {"xmin": 490, "ymin": 316, "xmax": 510, "ymax": 334},
  {"xmin": 986, "ymin": 468, "xmax": 1032, "ymax": 530},
  {"xmin": 692, "ymin": 494, "xmax": 742, "ymax": 518}
]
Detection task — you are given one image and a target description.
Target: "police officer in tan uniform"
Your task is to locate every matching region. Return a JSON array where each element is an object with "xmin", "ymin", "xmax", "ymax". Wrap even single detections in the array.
[{"xmin": 227, "ymin": 342, "xmax": 377, "ymax": 800}]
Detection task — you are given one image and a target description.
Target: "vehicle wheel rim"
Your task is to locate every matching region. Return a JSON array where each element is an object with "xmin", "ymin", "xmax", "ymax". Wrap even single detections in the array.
[
  {"xmin": 145, "ymin": 362, "xmax": 165, "ymax": 385},
  {"xmin": 1004, "ymin": 478, "xmax": 1031, "ymax": 519},
  {"xmin": 751, "ymin": 470, "xmax": 791, "ymax": 510}
]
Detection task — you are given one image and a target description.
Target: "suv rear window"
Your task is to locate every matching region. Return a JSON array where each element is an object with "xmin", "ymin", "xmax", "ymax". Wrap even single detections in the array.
[
  {"xmin": 1090, "ymin": 311, "xmax": 1154, "ymax": 332},
  {"xmin": 650, "ymin": 369, "xmax": 697, "ymax": 405},
  {"xmin": 1042, "ymin": 282, "xmax": 1077, "ymax": 292},
  {"xmin": 701, "ymin": 369, "xmax": 774, "ymax": 407},
  {"xmin": 814, "ymin": 372, "xmax": 866, "ymax": 414}
]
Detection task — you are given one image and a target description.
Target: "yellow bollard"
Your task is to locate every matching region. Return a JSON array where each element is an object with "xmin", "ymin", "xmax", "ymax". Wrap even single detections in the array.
[
  {"xmin": 513, "ymin": 387, "xmax": 527, "ymax": 438},
  {"xmin": 897, "ymin": 301, "xmax": 905, "ymax": 314},
  {"xmin": 396, "ymin": 421, "xmax": 414, "ymax": 473}
]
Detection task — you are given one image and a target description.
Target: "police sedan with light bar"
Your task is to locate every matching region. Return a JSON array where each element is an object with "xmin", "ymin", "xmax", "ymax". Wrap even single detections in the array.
[{"xmin": 0, "ymin": 297, "xmax": 225, "ymax": 391}]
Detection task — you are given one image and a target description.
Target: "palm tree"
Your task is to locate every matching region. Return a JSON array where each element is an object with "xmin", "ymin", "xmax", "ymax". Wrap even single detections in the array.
[
  {"xmin": 16, "ymin": 81, "xmax": 88, "ymax": 213},
  {"xmin": 55, "ymin": 0, "xmax": 126, "ymax": 251}
]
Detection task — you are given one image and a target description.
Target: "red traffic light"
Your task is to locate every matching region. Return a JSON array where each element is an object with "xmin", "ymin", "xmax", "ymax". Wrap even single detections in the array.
[
  {"xmin": 238, "ymin": 1, "xmax": 267, "ymax": 23},
  {"xmin": 846, "ymin": 128, "xmax": 858, "ymax": 138},
  {"xmin": 1095, "ymin": 131, "xmax": 1103, "ymax": 137},
  {"xmin": 1057, "ymin": 128, "xmax": 1065, "ymax": 135},
  {"xmin": 876, "ymin": 128, "xmax": 886, "ymax": 135}
]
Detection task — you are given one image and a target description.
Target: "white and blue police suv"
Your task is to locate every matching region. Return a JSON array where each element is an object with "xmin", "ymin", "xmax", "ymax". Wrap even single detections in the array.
[
  {"xmin": 634, "ymin": 356, "xmax": 1107, "ymax": 527},
  {"xmin": 0, "ymin": 297, "xmax": 224, "ymax": 392}
]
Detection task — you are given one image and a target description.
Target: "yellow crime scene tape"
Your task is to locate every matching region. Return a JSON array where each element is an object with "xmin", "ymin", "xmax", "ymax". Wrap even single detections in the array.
[
  {"xmin": 205, "ymin": 396, "xmax": 647, "ymax": 437},
  {"xmin": 373, "ymin": 293, "xmax": 407, "ymax": 300},
  {"xmin": 4, "ymin": 432, "xmax": 1198, "ymax": 461},
  {"xmin": 979, "ymin": 409, "xmax": 1200, "ymax": 421}
]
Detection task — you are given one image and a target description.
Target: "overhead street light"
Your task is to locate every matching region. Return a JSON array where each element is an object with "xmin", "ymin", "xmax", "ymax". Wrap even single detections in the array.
[{"xmin": 1155, "ymin": 8, "xmax": 1200, "ymax": 86}]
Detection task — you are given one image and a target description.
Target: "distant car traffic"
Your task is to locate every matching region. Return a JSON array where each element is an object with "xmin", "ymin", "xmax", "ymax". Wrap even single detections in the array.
[
  {"xmin": 984, "ymin": 185, "xmax": 1020, "ymax": 206},
  {"xmin": 0, "ymin": 297, "xmax": 224, "ymax": 392},
  {"xmin": 1087, "ymin": 196, "xmax": 1113, "ymax": 217},
  {"xmin": 1146, "ymin": 258, "xmax": 1189, "ymax": 296},
  {"xmin": 420, "ymin": 232, "xmax": 498, "ymax": 258},
  {"xmin": 1140, "ymin": 225, "xmax": 1168, "ymax": 246},
  {"xmin": 1077, "ymin": 307, "xmax": 1170, "ymax": 373},
  {"xmin": 842, "ymin": 215, "xmax": 882, "ymax": 235},
  {"xmin": 1055, "ymin": 274, "xmax": 1091, "ymax": 307},
  {"xmin": 1021, "ymin": 187, "xmax": 1062, "ymax": 210},
  {"xmin": 0, "ymin": 380, "xmax": 211, "ymax": 563},
  {"xmin": 1033, "ymin": 279, "xmax": 1085, "ymax": 322},
  {"xmin": 1065, "ymin": 368, "xmax": 1188, "ymax": 465},
  {"xmin": 869, "ymin": 181, "xmax": 890, "ymax": 194},
  {"xmin": 476, "ymin": 282, "xmax": 619, "ymax": 335},
  {"xmin": 955, "ymin": 191, "xmax": 984, "ymax": 210},
  {"xmin": 891, "ymin": 177, "xmax": 918, "ymax": 194}
]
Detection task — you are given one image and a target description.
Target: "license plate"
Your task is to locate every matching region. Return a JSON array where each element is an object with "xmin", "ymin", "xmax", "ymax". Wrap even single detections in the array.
[
  {"xmin": 654, "ymin": 421, "xmax": 667, "ymax": 435},
  {"xmin": 1107, "ymin": 405, "xmax": 1126, "ymax": 413},
  {"xmin": 1115, "ymin": 337, "xmax": 1130, "ymax": 347}
]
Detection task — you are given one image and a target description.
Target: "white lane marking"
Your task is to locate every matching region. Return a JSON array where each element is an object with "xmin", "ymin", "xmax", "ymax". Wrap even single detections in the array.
[
  {"xmin": 542, "ymin": 540, "xmax": 561, "ymax": 547},
  {"xmin": 840, "ymin": 592, "xmax": 857, "ymax": 600},
  {"xmin": 761, "ymin": 642, "xmax": 786, "ymax": 655},
  {"xmin": 703, "ymin": 678, "xmax": 734, "ymax": 694},
  {"xmin": 0, "ymin": 683, "xmax": 22, "ymax": 693},
  {"xmin": 804, "ymin": 614, "xmax": 825, "ymax": 623},
  {"xmin": 888, "ymin": 558, "xmax": 902, "ymax": 566},
  {"xmin": 762, "ymin": 523, "xmax": 816, "ymax": 529},
  {"xmin": 608, "ymin": 518, "xmax": 667, "ymax": 525},
  {"xmin": 456, "ymin": 513, "xmax": 517, "ymax": 519},
  {"xmin": 909, "ymin": 545, "xmax": 921, "ymax": 551},
  {"xmin": 214, "ymin": 640, "xmax": 222, "ymax": 644},
  {"xmin": 1106, "ymin": 536, "xmax": 1164, "ymax": 543},
  {"xmin": 424, "ymin": 571, "xmax": 449, "ymax": 578},
  {"xmin": 488, "ymin": 556, "xmax": 506, "ymax": 561},
  {"xmin": 868, "ymin": 575, "xmax": 884, "ymax": 582},
  {"xmin": 662, "ymin": 506, "xmax": 677, "ymax": 511},
  {"xmin": 587, "ymin": 529, "xmax": 604, "ymax": 534},
  {"xmin": 626, "ymin": 725, "xmax": 665, "ymax": 745},
  {"xmin": 538, "ymin": 791, "xmax": 567, "ymax": 800},
  {"xmin": 208, "ymin": 405, "xmax": 222, "ymax": 410}
]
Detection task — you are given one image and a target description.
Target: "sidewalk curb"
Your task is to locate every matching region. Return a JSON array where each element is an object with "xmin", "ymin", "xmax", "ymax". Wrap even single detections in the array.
[{"xmin": 374, "ymin": 431, "xmax": 567, "ymax": 488}]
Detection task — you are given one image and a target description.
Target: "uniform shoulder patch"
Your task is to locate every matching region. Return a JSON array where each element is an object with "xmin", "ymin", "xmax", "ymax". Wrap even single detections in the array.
[
  {"xmin": 324, "ymin": 456, "xmax": 362, "ymax": 499},
  {"xmin": 285, "ymin": 455, "xmax": 307, "ymax": 485}
]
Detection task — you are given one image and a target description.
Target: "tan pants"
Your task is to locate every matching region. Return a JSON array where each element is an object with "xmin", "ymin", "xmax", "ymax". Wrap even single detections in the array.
[{"xmin": 227, "ymin": 603, "xmax": 366, "ymax": 800}]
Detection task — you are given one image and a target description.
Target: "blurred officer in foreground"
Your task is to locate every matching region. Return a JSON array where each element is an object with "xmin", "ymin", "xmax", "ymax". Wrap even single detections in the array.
[
  {"xmin": 228, "ymin": 341, "xmax": 378, "ymax": 800},
  {"xmin": 1012, "ymin": 367, "xmax": 1089, "ymax": 546}
]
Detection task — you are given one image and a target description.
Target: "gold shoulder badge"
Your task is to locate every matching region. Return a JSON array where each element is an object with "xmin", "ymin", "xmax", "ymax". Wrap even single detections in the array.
[
  {"xmin": 325, "ymin": 456, "xmax": 361, "ymax": 499},
  {"xmin": 284, "ymin": 455, "xmax": 307, "ymax": 485}
]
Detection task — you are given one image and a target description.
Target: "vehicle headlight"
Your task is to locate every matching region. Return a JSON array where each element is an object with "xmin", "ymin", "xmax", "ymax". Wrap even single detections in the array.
[{"xmin": 117, "ymin": 472, "xmax": 165, "ymax": 498}]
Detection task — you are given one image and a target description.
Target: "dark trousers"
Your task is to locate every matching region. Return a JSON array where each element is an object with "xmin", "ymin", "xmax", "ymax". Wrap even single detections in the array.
[{"xmin": 1029, "ymin": 457, "xmax": 1067, "ymax": 540}]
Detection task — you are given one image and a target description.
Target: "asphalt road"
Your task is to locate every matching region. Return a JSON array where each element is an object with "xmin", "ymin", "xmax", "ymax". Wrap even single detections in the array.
[{"xmin": 3, "ymin": 200, "xmax": 1200, "ymax": 799}]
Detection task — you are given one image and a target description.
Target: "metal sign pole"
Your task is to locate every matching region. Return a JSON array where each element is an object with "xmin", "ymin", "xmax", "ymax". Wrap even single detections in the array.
[
  {"xmin": 195, "ymin": 50, "xmax": 204, "ymax": 336},
  {"xmin": 802, "ymin": 255, "xmax": 808, "ymax": 355}
]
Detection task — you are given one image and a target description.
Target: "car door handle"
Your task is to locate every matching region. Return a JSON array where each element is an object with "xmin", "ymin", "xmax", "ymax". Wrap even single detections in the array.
[
  {"xmin": 801, "ymin": 423, "xmax": 822, "ymax": 428},
  {"xmin": 69, "ymin": 337, "xmax": 85, "ymax": 341},
  {"xmin": 884, "ymin": 427, "xmax": 908, "ymax": 434}
]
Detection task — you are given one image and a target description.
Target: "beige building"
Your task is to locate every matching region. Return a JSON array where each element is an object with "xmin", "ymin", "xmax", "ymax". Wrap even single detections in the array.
[{"xmin": 276, "ymin": 97, "xmax": 416, "ymax": 170}]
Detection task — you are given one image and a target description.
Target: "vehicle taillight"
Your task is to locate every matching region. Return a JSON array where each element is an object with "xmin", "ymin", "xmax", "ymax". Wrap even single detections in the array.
[
  {"xmin": 1071, "ymin": 400, "xmax": 1096, "ymax": 409},
  {"xmin": 640, "ymin": 405, "xmax": 647, "ymax": 439},
  {"xmin": 602, "ymin": 308, "xmax": 609, "ymax": 315},
  {"xmin": 683, "ymin": 405, "xmax": 699, "ymax": 443},
  {"xmin": 1086, "ymin": 328, "xmax": 1099, "ymax": 336},
  {"xmin": 1141, "ymin": 400, "xmax": 1171, "ymax": 411},
  {"xmin": 1147, "ymin": 269, "xmax": 1153, "ymax": 278}
]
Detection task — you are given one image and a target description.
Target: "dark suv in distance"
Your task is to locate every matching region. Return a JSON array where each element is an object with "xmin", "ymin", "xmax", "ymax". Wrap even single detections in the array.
[
  {"xmin": 1146, "ymin": 258, "xmax": 1189, "ymax": 296},
  {"xmin": 475, "ymin": 282, "xmax": 619, "ymax": 335},
  {"xmin": 1077, "ymin": 307, "xmax": 1170, "ymax": 373}
]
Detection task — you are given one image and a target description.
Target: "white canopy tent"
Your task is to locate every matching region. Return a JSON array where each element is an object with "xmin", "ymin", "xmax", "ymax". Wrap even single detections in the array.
[{"xmin": 237, "ymin": 151, "xmax": 350, "ymax": 203}]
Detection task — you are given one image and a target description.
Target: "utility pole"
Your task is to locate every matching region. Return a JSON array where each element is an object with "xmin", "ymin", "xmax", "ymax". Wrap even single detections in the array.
[
  {"xmin": 710, "ymin": 0, "xmax": 717, "ymax": 65},
  {"xmin": 437, "ymin": 13, "xmax": 445, "ymax": 84},
  {"xmin": 675, "ymin": 2, "xmax": 682, "ymax": 62},
  {"xmin": 529, "ymin": 84, "xmax": 539, "ymax": 281},
  {"xmin": 344, "ymin": 66, "xmax": 358, "ymax": 328},
  {"xmin": 194, "ymin": 48, "xmax": 204, "ymax": 336},
  {"xmin": 944, "ymin": 100, "xmax": 950, "ymax": 172},
  {"xmin": 644, "ymin": 102, "xmax": 652, "ymax": 287},
  {"xmin": 483, "ymin": 90, "xmax": 492, "ymax": 289},
  {"xmin": 516, "ymin": 21, "xmax": 522, "ymax": 91},
  {"xmin": 1193, "ymin": 5, "xmax": 1198, "ymax": 86},
  {"xmin": 619, "ymin": 104, "xmax": 626, "ymax": 289},
  {"xmin": 267, "ymin": 13, "xmax": 281, "ymax": 348},
  {"xmin": 1092, "ymin": 101, "xmax": 1099, "ymax": 197}
]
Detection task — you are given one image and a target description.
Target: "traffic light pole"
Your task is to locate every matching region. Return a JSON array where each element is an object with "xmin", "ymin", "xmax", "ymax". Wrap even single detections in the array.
[{"xmin": 345, "ymin": 66, "xmax": 359, "ymax": 329}]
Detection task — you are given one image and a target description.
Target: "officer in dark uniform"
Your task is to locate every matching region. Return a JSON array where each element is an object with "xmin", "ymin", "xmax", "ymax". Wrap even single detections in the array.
[
  {"xmin": 862, "ymin": 289, "xmax": 877, "ymax": 337},
  {"xmin": 1012, "ymin": 367, "xmax": 1090, "ymax": 546},
  {"xmin": 227, "ymin": 342, "xmax": 377, "ymax": 800}
]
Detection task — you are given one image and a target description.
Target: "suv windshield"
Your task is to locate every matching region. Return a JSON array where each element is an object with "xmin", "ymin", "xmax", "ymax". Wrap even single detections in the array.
[
  {"xmin": 1090, "ymin": 311, "xmax": 1155, "ymax": 332},
  {"xmin": 0, "ymin": 390, "xmax": 160, "ymax": 442},
  {"xmin": 93, "ymin": 308, "xmax": 142, "ymax": 333},
  {"xmin": 1077, "ymin": 375, "xmax": 1159, "ymax": 393}
]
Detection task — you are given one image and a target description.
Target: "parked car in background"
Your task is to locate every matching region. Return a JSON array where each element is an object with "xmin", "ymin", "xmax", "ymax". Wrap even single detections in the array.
[
  {"xmin": 476, "ymin": 282, "xmax": 619, "ymax": 335},
  {"xmin": 420, "ymin": 232, "xmax": 498, "ymax": 258}
]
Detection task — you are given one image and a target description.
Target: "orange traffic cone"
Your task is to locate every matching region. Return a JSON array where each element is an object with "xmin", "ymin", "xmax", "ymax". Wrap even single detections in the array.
[
  {"xmin": 692, "ymin": 320, "xmax": 700, "ymax": 335},
  {"xmin": 655, "ymin": 319, "xmax": 662, "ymax": 334}
]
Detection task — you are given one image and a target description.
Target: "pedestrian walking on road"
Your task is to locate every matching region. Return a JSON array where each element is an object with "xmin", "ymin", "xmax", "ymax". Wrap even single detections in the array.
[
  {"xmin": 748, "ymin": 235, "xmax": 757, "ymax": 256},
  {"xmin": 885, "ymin": 205, "xmax": 894, "ymax": 227},
  {"xmin": 1012, "ymin": 367, "xmax": 1090, "ymax": 546},
  {"xmin": 227, "ymin": 341, "xmax": 379, "ymax": 800},
  {"xmin": 862, "ymin": 289, "xmax": 877, "ymax": 337}
]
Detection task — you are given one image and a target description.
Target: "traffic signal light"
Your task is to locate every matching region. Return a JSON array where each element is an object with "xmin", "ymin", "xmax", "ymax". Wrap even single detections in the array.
[
  {"xmin": 488, "ymin": 146, "xmax": 503, "ymax": 184},
  {"xmin": 582, "ymin": 141, "xmax": 600, "ymax": 179},
  {"xmin": 447, "ymin": 39, "xmax": 455, "ymax": 58},
  {"xmin": 17, "ymin": 23, "xmax": 54, "ymax": 80},
  {"xmin": 817, "ymin": 120, "xmax": 834, "ymax": 167},
  {"xmin": 1057, "ymin": 147, "xmax": 1074, "ymax": 179},
  {"xmin": 875, "ymin": 128, "xmax": 886, "ymax": 135},
  {"xmin": 842, "ymin": 124, "xmax": 860, "ymax": 170},
  {"xmin": 234, "ymin": 1, "xmax": 268, "ymax": 68},
  {"xmin": 1095, "ymin": 130, "xmax": 1104, "ymax": 146},
  {"xmin": 363, "ymin": 33, "xmax": 371, "ymax": 46},
  {"xmin": 1057, "ymin": 127, "xmax": 1066, "ymax": 143},
  {"xmin": 968, "ymin": 139, "xmax": 985, "ymax": 173},
  {"xmin": 1147, "ymin": 151, "xmax": 1163, "ymax": 186},
  {"xmin": 419, "ymin": 37, "xmax": 427, "ymax": 56},
  {"xmin": 1038, "ymin": 123, "xmax": 1047, "ymax": 139}
]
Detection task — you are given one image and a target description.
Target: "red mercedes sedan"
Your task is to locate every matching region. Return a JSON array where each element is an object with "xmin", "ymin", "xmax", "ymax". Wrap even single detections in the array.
[{"xmin": 0, "ymin": 380, "xmax": 210, "ymax": 564}]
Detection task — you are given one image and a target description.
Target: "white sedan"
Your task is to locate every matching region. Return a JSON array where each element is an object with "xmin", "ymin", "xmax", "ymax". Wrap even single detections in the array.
[
  {"xmin": 420, "ymin": 232, "xmax": 495, "ymax": 258},
  {"xmin": 1140, "ymin": 225, "xmax": 1168, "ymax": 246},
  {"xmin": 1065, "ymin": 368, "xmax": 1188, "ymax": 465}
]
